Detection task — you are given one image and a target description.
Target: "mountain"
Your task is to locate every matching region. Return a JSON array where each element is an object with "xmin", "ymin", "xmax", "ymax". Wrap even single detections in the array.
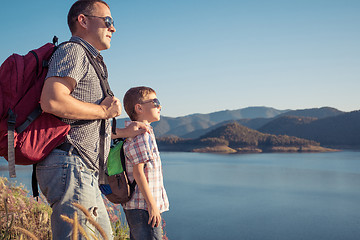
[
  {"xmin": 157, "ymin": 122, "xmax": 333, "ymax": 153},
  {"xmin": 116, "ymin": 106, "xmax": 349, "ymax": 141},
  {"xmin": 259, "ymin": 110, "xmax": 360, "ymax": 148},
  {"xmin": 176, "ymin": 107, "xmax": 344, "ymax": 139},
  {"xmin": 181, "ymin": 118, "xmax": 272, "ymax": 139},
  {"xmin": 116, "ymin": 106, "xmax": 289, "ymax": 137},
  {"xmin": 277, "ymin": 107, "xmax": 344, "ymax": 119}
]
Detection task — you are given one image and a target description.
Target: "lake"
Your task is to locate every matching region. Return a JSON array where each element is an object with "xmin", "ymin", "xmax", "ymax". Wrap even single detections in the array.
[{"xmin": 1, "ymin": 151, "xmax": 360, "ymax": 240}]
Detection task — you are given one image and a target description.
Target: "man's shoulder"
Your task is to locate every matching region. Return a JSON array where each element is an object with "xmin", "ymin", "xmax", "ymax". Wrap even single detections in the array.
[
  {"xmin": 49, "ymin": 42, "xmax": 88, "ymax": 67},
  {"xmin": 57, "ymin": 41, "xmax": 87, "ymax": 55}
]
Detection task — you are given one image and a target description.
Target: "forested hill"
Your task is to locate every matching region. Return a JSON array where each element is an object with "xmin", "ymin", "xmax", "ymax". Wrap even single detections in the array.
[
  {"xmin": 259, "ymin": 110, "xmax": 360, "ymax": 148},
  {"xmin": 157, "ymin": 122, "xmax": 334, "ymax": 153}
]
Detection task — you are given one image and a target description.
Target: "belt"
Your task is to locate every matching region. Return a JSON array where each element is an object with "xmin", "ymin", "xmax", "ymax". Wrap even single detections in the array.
[{"xmin": 56, "ymin": 142, "xmax": 80, "ymax": 156}]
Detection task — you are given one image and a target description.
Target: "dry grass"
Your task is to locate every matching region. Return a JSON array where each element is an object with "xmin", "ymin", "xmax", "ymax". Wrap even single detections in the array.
[
  {"xmin": 1, "ymin": 176, "xmax": 167, "ymax": 239},
  {"xmin": 0, "ymin": 177, "xmax": 124, "ymax": 239},
  {"xmin": 0, "ymin": 177, "xmax": 51, "ymax": 239}
]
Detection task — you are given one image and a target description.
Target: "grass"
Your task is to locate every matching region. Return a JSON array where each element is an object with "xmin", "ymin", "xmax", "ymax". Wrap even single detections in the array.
[
  {"xmin": 0, "ymin": 177, "xmax": 129, "ymax": 239},
  {"xmin": 0, "ymin": 177, "xmax": 168, "ymax": 239},
  {"xmin": 0, "ymin": 177, "xmax": 51, "ymax": 239}
]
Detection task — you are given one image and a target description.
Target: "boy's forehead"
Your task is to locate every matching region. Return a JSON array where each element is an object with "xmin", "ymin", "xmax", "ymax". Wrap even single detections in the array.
[{"xmin": 142, "ymin": 92, "xmax": 157, "ymax": 100}]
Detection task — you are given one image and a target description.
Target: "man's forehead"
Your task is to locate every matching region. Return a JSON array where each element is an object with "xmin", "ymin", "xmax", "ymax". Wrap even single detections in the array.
[{"xmin": 93, "ymin": 2, "xmax": 111, "ymax": 14}]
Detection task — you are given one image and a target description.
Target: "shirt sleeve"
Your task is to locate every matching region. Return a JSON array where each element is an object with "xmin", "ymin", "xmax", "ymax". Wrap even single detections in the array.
[
  {"xmin": 125, "ymin": 132, "xmax": 156, "ymax": 165},
  {"xmin": 46, "ymin": 43, "xmax": 88, "ymax": 84}
]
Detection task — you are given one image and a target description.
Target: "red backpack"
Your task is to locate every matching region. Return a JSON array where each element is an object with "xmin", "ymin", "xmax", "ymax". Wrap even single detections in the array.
[{"xmin": 0, "ymin": 37, "xmax": 70, "ymax": 178}]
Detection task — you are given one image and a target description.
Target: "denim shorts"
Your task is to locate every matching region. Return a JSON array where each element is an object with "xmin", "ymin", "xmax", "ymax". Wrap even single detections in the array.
[
  {"xmin": 36, "ymin": 149, "xmax": 112, "ymax": 240},
  {"xmin": 124, "ymin": 209, "xmax": 162, "ymax": 240}
]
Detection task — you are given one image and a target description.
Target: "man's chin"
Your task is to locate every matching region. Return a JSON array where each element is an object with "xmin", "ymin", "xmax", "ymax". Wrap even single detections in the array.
[{"xmin": 99, "ymin": 42, "xmax": 111, "ymax": 51}]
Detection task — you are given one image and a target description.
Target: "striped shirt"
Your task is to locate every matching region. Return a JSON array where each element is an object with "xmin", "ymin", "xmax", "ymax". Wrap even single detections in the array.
[
  {"xmin": 122, "ymin": 121, "xmax": 169, "ymax": 213},
  {"xmin": 45, "ymin": 36, "xmax": 111, "ymax": 171}
]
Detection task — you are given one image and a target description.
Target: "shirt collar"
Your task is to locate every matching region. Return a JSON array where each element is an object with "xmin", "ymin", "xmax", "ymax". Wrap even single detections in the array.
[{"xmin": 70, "ymin": 36, "xmax": 100, "ymax": 59}]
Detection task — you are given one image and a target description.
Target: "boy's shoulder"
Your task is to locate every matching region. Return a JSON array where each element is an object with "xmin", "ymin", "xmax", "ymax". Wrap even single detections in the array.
[
  {"xmin": 124, "ymin": 131, "xmax": 150, "ymax": 147},
  {"xmin": 123, "ymin": 131, "xmax": 159, "ymax": 163},
  {"xmin": 123, "ymin": 122, "xmax": 157, "ymax": 149}
]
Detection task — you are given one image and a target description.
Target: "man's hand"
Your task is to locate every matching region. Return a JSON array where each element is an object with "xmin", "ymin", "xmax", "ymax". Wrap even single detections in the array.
[
  {"xmin": 112, "ymin": 121, "xmax": 149, "ymax": 139},
  {"xmin": 125, "ymin": 121, "xmax": 149, "ymax": 138},
  {"xmin": 100, "ymin": 96, "xmax": 122, "ymax": 119}
]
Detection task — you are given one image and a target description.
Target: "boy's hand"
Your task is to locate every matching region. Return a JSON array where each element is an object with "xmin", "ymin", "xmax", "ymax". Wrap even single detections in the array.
[
  {"xmin": 148, "ymin": 205, "xmax": 161, "ymax": 228},
  {"xmin": 132, "ymin": 163, "xmax": 162, "ymax": 228}
]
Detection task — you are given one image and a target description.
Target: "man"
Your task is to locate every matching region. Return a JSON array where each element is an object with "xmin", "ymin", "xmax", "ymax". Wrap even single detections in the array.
[{"xmin": 38, "ymin": 1, "xmax": 146, "ymax": 239}]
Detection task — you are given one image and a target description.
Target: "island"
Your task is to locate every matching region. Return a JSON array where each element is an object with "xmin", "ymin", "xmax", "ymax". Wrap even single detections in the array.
[{"xmin": 157, "ymin": 122, "xmax": 337, "ymax": 153}]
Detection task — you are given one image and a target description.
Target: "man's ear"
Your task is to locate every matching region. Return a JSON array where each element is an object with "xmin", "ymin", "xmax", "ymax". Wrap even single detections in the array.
[{"xmin": 77, "ymin": 14, "xmax": 88, "ymax": 29}]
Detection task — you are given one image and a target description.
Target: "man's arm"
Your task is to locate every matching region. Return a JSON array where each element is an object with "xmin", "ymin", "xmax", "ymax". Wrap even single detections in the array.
[
  {"xmin": 133, "ymin": 163, "xmax": 161, "ymax": 228},
  {"xmin": 40, "ymin": 76, "xmax": 121, "ymax": 120}
]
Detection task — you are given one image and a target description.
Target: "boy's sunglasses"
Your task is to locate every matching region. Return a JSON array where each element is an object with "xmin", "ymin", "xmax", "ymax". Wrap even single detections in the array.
[
  {"xmin": 140, "ymin": 98, "xmax": 161, "ymax": 108},
  {"xmin": 84, "ymin": 15, "xmax": 114, "ymax": 28}
]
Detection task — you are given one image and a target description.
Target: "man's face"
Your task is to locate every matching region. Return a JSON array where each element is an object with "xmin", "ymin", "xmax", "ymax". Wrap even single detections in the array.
[{"xmin": 85, "ymin": 2, "xmax": 116, "ymax": 51}]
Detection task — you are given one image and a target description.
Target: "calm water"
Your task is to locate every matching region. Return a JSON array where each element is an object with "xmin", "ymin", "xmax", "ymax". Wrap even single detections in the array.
[{"xmin": 1, "ymin": 151, "xmax": 360, "ymax": 240}]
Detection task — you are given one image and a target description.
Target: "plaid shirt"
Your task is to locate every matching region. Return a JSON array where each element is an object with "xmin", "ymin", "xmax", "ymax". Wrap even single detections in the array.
[{"xmin": 122, "ymin": 122, "xmax": 169, "ymax": 213}]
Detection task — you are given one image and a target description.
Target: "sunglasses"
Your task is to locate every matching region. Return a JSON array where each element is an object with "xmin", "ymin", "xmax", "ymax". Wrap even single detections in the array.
[
  {"xmin": 84, "ymin": 15, "xmax": 114, "ymax": 28},
  {"xmin": 140, "ymin": 98, "xmax": 161, "ymax": 108}
]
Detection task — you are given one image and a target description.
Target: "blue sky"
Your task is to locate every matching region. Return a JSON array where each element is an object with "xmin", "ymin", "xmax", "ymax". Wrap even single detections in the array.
[{"xmin": 1, "ymin": 0, "xmax": 359, "ymax": 117}]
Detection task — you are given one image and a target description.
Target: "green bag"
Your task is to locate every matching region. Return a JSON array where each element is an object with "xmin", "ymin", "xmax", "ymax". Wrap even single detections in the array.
[
  {"xmin": 107, "ymin": 139, "xmax": 124, "ymax": 176},
  {"xmin": 99, "ymin": 138, "xmax": 137, "ymax": 204}
]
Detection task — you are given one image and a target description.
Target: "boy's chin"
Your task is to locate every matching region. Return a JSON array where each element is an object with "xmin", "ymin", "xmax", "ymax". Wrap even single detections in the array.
[{"xmin": 149, "ymin": 116, "xmax": 160, "ymax": 124}]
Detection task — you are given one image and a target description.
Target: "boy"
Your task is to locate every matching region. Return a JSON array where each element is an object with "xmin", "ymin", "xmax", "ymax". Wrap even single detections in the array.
[{"xmin": 122, "ymin": 86, "xmax": 169, "ymax": 240}]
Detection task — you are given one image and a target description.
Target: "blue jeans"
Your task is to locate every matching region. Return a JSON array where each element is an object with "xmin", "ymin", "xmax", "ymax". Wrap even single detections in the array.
[
  {"xmin": 124, "ymin": 209, "xmax": 162, "ymax": 240},
  {"xmin": 36, "ymin": 149, "xmax": 112, "ymax": 240}
]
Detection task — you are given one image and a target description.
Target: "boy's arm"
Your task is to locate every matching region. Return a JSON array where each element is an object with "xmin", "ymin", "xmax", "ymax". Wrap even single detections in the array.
[{"xmin": 133, "ymin": 163, "xmax": 161, "ymax": 228}]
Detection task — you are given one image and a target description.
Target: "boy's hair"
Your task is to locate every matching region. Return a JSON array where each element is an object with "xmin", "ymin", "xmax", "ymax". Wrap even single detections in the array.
[
  {"xmin": 123, "ymin": 86, "xmax": 156, "ymax": 121},
  {"xmin": 68, "ymin": 0, "xmax": 110, "ymax": 34}
]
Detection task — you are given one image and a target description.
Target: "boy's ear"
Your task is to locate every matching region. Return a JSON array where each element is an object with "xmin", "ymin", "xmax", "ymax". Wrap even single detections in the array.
[{"xmin": 134, "ymin": 103, "xmax": 142, "ymax": 114}]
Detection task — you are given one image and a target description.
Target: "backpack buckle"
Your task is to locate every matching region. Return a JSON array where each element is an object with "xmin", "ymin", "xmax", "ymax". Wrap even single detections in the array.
[{"xmin": 7, "ymin": 109, "xmax": 16, "ymax": 126}]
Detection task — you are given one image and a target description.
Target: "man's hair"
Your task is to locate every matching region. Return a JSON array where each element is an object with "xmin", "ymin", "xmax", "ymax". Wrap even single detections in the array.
[
  {"xmin": 123, "ymin": 86, "xmax": 156, "ymax": 121},
  {"xmin": 68, "ymin": 0, "xmax": 110, "ymax": 34}
]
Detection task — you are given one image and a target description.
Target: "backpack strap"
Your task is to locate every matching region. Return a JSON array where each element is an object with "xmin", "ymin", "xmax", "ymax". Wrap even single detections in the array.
[
  {"xmin": 7, "ymin": 109, "xmax": 17, "ymax": 178},
  {"xmin": 120, "ymin": 138, "xmax": 137, "ymax": 190},
  {"xmin": 32, "ymin": 164, "xmax": 39, "ymax": 199},
  {"xmin": 16, "ymin": 105, "xmax": 42, "ymax": 134},
  {"xmin": 81, "ymin": 46, "xmax": 116, "ymax": 185}
]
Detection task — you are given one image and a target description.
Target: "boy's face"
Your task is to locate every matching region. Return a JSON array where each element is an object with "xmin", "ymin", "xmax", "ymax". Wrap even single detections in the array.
[{"xmin": 136, "ymin": 92, "xmax": 161, "ymax": 124}]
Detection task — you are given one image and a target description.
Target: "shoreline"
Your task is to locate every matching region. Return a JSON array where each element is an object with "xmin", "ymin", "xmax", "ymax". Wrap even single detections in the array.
[{"xmin": 160, "ymin": 145, "xmax": 340, "ymax": 154}]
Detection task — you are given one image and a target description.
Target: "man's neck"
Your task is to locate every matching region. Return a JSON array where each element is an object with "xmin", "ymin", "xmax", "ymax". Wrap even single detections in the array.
[{"xmin": 72, "ymin": 34, "xmax": 102, "ymax": 52}]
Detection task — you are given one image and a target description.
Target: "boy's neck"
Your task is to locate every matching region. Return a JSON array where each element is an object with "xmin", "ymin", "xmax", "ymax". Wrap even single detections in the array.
[{"xmin": 135, "ymin": 118, "xmax": 151, "ymax": 125}]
